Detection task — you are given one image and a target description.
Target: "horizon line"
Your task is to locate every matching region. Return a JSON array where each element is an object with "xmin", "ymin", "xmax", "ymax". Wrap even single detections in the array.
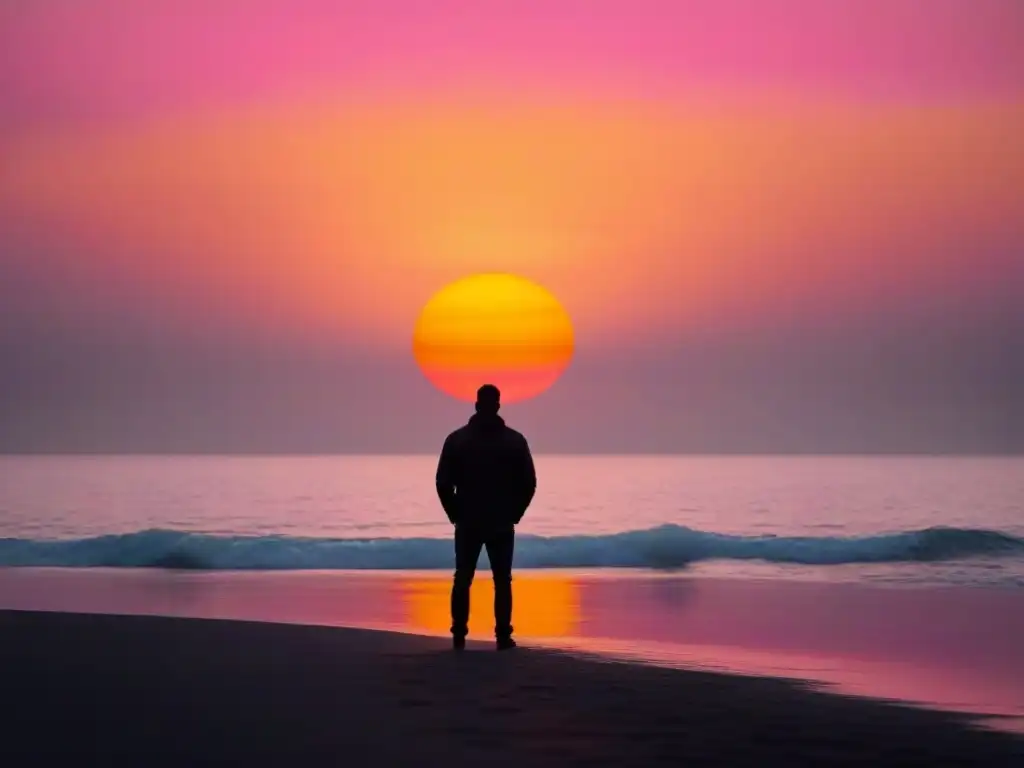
[{"xmin": 2, "ymin": 452, "xmax": 1021, "ymax": 459}]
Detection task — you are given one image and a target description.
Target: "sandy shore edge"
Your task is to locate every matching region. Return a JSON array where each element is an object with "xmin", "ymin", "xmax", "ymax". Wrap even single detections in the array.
[{"xmin": 3, "ymin": 610, "xmax": 1021, "ymax": 766}]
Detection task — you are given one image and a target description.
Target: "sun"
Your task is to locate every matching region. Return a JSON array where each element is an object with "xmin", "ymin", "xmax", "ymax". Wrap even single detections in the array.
[{"xmin": 412, "ymin": 273, "xmax": 575, "ymax": 404}]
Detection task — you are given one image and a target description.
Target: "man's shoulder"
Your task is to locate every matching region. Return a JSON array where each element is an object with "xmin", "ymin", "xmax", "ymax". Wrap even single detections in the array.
[
  {"xmin": 500, "ymin": 425, "xmax": 531, "ymax": 450},
  {"xmin": 503, "ymin": 425, "xmax": 528, "ymax": 441},
  {"xmin": 444, "ymin": 425, "xmax": 470, "ymax": 444}
]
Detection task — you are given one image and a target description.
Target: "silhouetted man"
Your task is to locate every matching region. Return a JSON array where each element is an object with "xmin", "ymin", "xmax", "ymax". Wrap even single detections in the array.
[{"xmin": 436, "ymin": 384, "xmax": 536, "ymax": 651}]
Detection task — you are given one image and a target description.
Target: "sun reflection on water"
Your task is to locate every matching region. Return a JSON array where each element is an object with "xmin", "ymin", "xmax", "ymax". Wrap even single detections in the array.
[{"xmin": 402, "ymin": 574, "xmax": 581, "ymax": 638}]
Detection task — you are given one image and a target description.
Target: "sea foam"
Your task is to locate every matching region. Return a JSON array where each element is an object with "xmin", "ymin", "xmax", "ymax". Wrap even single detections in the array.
[{"xmin": 1, "ymin": 525, "xmax": 1022, "ymax": 570}]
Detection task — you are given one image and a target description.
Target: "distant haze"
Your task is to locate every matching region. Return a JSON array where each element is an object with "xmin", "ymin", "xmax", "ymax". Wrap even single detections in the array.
[{"xmin": 1, "ymin": 0, "xmax": 1022, "ymax": 453}]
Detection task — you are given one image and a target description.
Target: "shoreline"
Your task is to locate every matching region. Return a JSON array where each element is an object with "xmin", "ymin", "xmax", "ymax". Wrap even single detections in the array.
[
  {"xmin": 3, "ymin": 566, "xmax": 1024, "ymax": 729},
  {"xmin": 3, "ymin": 609, "xmax": 1022, "ymax": 766}
]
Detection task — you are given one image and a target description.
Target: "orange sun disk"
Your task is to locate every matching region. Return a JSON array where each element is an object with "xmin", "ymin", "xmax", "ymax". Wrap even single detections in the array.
[{"xmin": 412, "ymin": 273, "xmax": 575, "ymax": 404}]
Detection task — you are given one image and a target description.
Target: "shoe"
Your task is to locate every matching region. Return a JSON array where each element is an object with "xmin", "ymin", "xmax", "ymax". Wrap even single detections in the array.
[
  {"xmin": 496, "ymin": 637, "xmax": 517, "ymax": 651},
  {"xmin": 452, "ymin": 636, "xmax": 466, "ymax": 651}
]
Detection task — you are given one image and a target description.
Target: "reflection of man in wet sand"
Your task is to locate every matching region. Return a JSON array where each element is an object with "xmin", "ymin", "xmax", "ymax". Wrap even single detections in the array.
[{"xmin": 435, "ymin": 384, "xmax": 537, "ymax": 650}]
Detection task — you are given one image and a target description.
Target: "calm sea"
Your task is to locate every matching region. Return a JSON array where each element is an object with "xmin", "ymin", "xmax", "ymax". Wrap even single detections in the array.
[{"xmin": 1, "ymin": 455, "xmax": 1022, "ymax": 588}]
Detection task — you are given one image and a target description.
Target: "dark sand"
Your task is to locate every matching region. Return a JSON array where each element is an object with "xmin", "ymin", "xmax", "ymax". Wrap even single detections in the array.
[{"xmin": 3, "ymin": 611, "xmax": 1021, "ymax": 766}]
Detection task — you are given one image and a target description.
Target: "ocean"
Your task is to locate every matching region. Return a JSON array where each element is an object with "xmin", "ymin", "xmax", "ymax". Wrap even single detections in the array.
[
  {"xmin": 3, "ymin": 455, "xmax": 1023, "ymax": 724},
  {"xmin": 1, "ymin": 455, "xmax": 1022, "ymax": 587}
]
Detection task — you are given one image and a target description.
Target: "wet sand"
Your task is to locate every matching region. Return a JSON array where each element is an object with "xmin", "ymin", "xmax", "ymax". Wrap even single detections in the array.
[
  {"xmin": 4, "ymin": 567, "xmax": 1023, "ymax": 724},
  {"xmin": 3, "ymin": 610, "xmax": 1021, "ymax": 766}
]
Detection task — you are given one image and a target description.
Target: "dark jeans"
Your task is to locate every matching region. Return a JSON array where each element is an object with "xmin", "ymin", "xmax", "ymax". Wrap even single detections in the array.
[{"xmin": 450, "ymin": 525, "xmax": 515, "ymax": 640}]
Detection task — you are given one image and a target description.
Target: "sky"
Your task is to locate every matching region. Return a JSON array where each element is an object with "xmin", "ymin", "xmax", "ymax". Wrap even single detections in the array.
[{"xmin": 1, "ymin": 0, "xmax": 1022, "ymax": 453}]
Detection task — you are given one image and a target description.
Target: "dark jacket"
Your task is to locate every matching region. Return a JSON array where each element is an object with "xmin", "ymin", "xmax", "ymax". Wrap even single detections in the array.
[{"xmin": 435, "ymin": 413, "xmax": 536, "ymax": 530}]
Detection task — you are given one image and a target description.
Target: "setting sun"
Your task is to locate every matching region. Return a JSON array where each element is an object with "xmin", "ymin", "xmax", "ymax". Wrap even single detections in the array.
[{"xmin": 412, "ymin": 273, "xmax": 575, "ymax": 403}]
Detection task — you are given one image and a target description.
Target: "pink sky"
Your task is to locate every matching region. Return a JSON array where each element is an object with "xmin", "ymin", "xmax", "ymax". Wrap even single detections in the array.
[{"xmin": 3, "ymin": 0, "xmax": 1022, "ymax": 130}]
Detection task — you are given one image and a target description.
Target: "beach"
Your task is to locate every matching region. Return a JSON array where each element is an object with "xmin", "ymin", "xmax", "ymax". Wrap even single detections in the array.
[
  {"xmin": 4, "ymin": 566, "xmax": 1024, "ymax": 723},
  {"xmin": 4, "ymin": 609, "xmax": 1021, "ymax": 766},
  {"xmin": 3, "ymin": 456, "xmax": 1022, "ymax": 764}
]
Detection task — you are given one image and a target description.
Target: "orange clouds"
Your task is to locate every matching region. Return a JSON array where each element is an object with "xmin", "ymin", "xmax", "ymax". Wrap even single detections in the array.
[{"xmin": 1, "ymin": 98, "xmax": 1021, "ymax": 347}]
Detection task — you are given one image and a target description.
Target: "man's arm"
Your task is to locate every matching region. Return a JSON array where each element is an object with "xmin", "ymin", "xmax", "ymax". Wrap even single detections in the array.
[
  {"xmin": 515, "ymin": 437, "xmax": 537, "ymax": 524},
  {"xmin": 435, "ymin": 435, "xmax": 459, "ymax": 524}
]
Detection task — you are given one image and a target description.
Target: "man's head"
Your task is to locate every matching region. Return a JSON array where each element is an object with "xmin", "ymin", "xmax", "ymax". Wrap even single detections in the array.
[{"xmin": 475, "ymin": 384, "xmax": 501, "ymax": 415}]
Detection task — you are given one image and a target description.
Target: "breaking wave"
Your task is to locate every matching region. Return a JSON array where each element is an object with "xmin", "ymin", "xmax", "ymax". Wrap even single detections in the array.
[{"xmin": 1, "ymin": 525, "xmax": 1022, "ymax": 570}]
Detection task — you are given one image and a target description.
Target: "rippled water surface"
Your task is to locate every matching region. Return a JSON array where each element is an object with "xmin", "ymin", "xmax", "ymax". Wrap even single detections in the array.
[{"xmin": 1, "ymin": 455, "xmax": 1022, "ymax": 586}]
